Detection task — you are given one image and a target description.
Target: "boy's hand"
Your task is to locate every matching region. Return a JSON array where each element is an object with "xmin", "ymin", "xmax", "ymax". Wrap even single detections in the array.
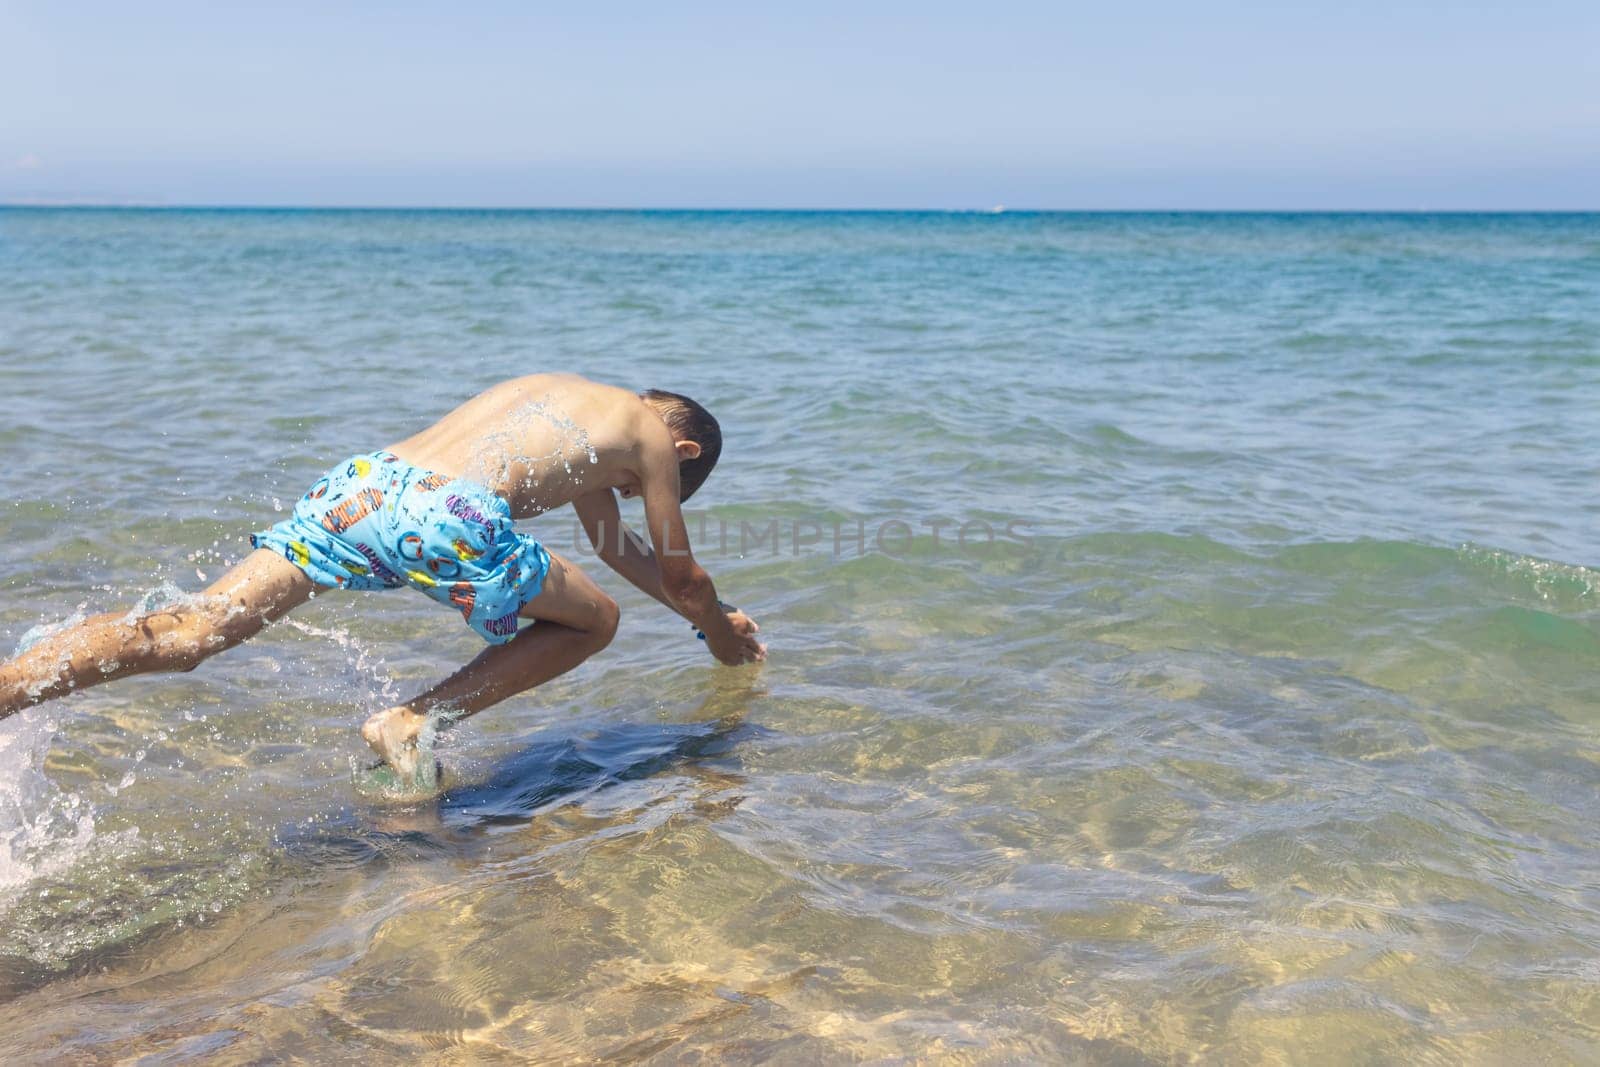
[{"xmin": 706, "ymin": 609, "xmax": 766, "ymax": 665}]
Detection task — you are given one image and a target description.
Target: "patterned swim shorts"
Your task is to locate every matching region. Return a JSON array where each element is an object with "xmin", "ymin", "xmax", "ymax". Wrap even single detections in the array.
[{"xmin": 252, "ymin": 451, "xmax": 550, "ymax": 644}]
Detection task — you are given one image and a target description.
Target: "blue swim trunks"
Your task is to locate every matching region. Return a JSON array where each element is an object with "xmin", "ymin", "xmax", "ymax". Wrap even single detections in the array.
[{"xmin": 252, "ymin": 451, "xmax": 550, "ymax": 644}]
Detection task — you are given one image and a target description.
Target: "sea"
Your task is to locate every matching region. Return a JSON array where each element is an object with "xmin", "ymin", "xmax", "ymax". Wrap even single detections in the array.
[{"xmin": 1, "ymin": 208, "xmax": 1597, "ymax": 1063}]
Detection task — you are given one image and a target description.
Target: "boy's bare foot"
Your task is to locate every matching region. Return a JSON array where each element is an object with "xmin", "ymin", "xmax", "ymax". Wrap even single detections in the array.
[{"xmin": 361, "ymin": 706, "xmax": 427, "ymax": 778}]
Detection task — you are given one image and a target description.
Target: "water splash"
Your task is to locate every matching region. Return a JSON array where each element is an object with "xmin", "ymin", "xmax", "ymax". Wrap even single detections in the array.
[
  {"xmin": 465, "ymin": 393, "xmax": 600, "ymax": 498},
  {"xmin": 10, "ymin": 582, "xmax": 256, "ymax": 702},
  {"xmin": 13, "ymin": 610, "xmax": 86, "ymax": 657},
  {"xmin": 127, "ymin": 580, "xmax": 194, "ymax": 615},
  {"xmin": 282, "ymin": 617, "xmax": 401, "ymax": 709},
  {"xmin": 348, "ymin": 711, "xmax": 455, "ymax": 801},
  {"xmin": 0, "ymin": 710, "xmax": 122, "ymax": 904}
]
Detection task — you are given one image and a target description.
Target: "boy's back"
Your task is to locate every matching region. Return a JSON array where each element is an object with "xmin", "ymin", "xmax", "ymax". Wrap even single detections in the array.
[{"xmin": 389, "ymin": 373, "xmax": 655, "ymax": 518}]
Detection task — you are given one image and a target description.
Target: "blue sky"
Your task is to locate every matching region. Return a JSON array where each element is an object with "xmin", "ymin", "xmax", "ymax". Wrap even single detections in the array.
[{"xmin": 2, "ymin": 1, "xmax": 1596, "ymax": 208}]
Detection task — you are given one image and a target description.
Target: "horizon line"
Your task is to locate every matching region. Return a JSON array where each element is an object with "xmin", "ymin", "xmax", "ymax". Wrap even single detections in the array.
[{"xmin": 4, "ymin": 202, "xmax": 1598, "ymax": 214}]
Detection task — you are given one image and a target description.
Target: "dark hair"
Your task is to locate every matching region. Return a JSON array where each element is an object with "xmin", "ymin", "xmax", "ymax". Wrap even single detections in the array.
[{"xmin": 641, "ymin": 389, "xmax": 722, "ymax": 501}]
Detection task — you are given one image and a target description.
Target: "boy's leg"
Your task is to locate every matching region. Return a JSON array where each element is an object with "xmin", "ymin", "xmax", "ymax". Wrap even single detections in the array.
[
  {"xmin": 0, "ymin": 549, "xmax": 315, "ymax": 718},
  {"xmin": 361, "ymin": 551, "xmax": 620, "ymax": 773}
]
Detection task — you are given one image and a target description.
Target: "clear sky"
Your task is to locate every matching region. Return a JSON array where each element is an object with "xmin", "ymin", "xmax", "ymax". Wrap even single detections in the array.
[{"xmin": 2, "ymin": 1, "xmax": 1596, "ymax": 209}]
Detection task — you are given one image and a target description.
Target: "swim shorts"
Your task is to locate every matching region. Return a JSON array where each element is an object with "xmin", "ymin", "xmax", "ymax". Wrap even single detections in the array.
[{"xmin": 252, "ymin": 451, "xmax": 550, "ymax": 644}]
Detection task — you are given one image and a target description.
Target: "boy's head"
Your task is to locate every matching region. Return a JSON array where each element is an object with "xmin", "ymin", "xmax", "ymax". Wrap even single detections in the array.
[{"xmin": 640, "ymin": 389, "xmax": 722, "ymax": 501}]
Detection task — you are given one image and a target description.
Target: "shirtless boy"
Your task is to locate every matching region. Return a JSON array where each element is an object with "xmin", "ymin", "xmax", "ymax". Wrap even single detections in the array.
[{"xmin": 0, "ymin": 374, "xmax": 766, "ymax": 777}]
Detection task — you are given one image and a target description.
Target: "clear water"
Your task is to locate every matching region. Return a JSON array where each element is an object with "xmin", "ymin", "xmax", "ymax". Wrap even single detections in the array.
[{"xmin": 1, "ymin": 208, "xmax": 1597, "ymax": 1062}]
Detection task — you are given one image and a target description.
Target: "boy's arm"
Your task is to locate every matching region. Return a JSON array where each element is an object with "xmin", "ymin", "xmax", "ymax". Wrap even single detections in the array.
[
  {"xmin": 637, "ymin": 448, "xmax": 765, "ymax": 665},
  {"xmin": 573, "ymin": 489, "xmax": 677, "ymax": 612},
  {"xmin": 574, "ymin": 487, "xmax": 763, "ymax": 659}
]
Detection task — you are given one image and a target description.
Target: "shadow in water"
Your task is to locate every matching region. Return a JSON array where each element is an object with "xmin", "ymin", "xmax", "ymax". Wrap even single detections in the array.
[{"xmin": 438, "ymin": 716, "xmax": 747, "ymax": 829}]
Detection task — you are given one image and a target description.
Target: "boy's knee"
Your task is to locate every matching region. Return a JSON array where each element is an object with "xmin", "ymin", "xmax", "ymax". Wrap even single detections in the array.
[{"xmin": 589, "ymin": 595, "xmax": 620, "ymax": 651}]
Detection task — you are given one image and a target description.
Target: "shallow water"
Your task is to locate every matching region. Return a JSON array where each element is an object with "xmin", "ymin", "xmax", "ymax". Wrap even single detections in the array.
[{"xmin": 1, "ymin": 208, "xmax": 1598, "ymax": 1062}]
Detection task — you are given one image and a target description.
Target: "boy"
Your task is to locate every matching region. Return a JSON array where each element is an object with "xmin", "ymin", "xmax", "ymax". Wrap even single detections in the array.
[{"xmin": 0, "ymin": 374, "xmax": 766, "ymax": 777}]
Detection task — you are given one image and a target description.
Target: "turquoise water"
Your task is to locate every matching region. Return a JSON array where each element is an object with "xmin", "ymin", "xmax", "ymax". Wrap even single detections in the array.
[{"xmin": 1, "ymin": 209, "xmax": 1597, "ymax": 1062}]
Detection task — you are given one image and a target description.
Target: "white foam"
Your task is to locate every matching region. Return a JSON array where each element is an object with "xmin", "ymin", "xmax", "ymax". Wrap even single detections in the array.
[{"xmin": 1458, "ymin": 542, "xmax": 1598, "ymax": 602}]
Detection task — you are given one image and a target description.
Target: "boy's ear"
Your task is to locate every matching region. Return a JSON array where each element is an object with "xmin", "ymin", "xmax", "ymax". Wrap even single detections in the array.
[{"xmin": 675, "ymin": 440, "xmax": 702, "ymax": 461}]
